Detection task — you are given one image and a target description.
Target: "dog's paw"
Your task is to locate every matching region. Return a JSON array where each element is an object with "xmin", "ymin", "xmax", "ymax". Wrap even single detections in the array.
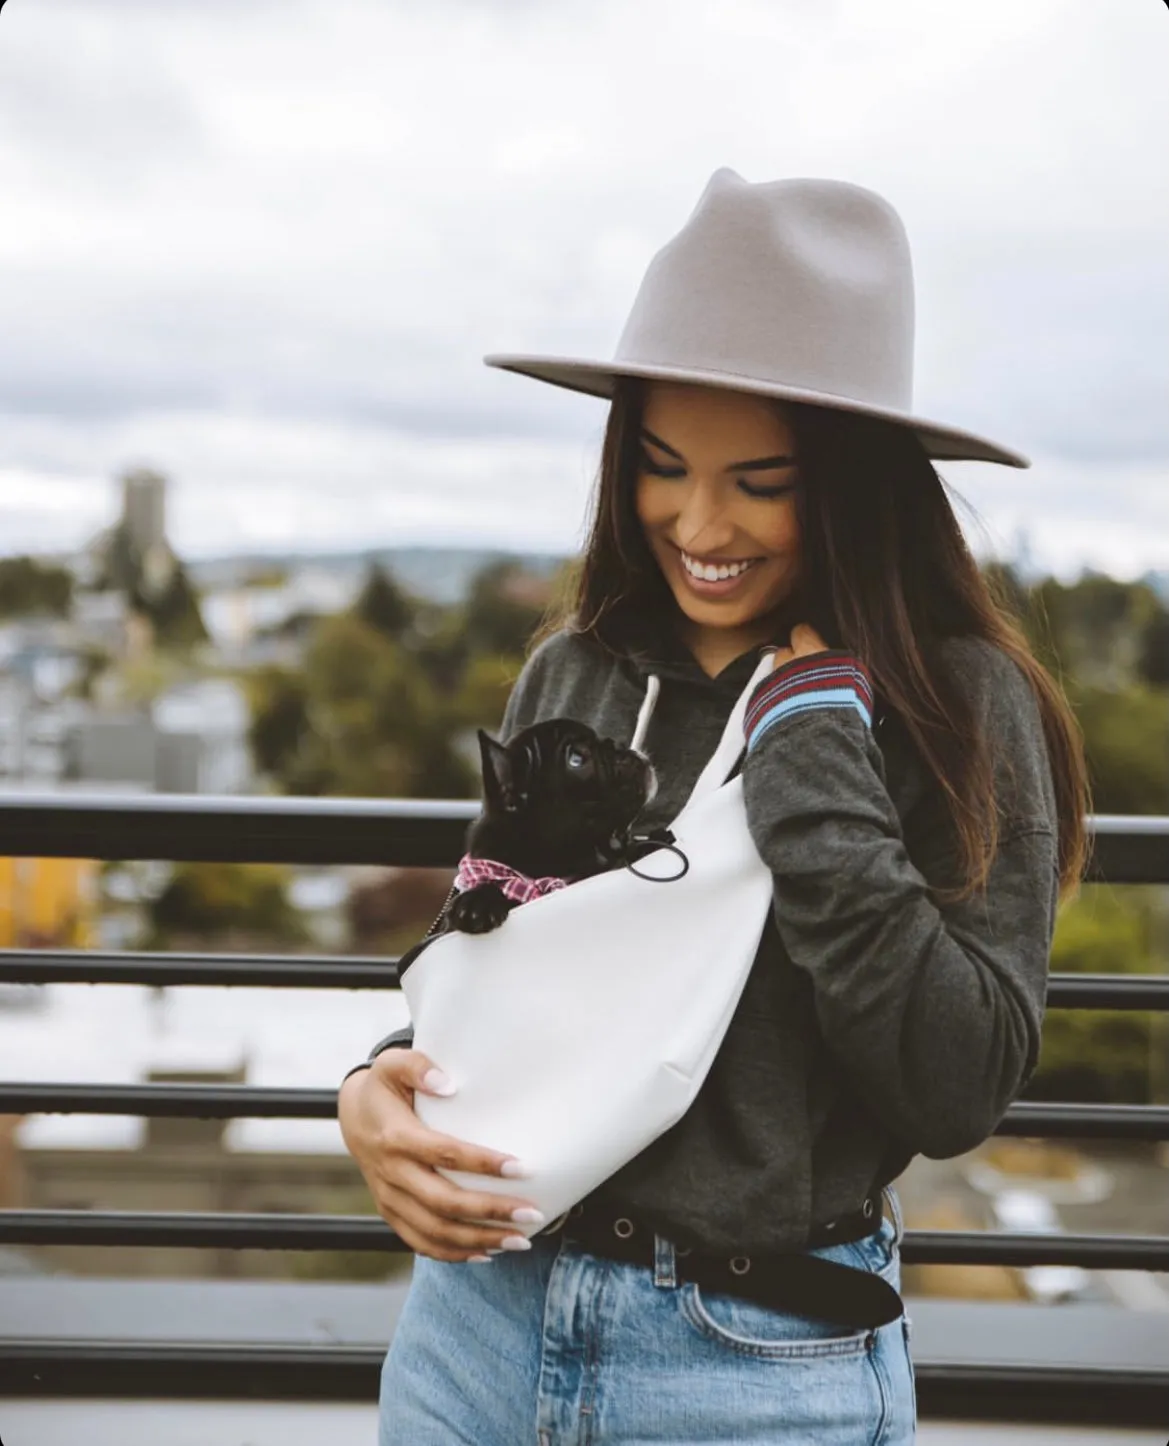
[{"xmin": 448, "ymin": 883, "xmax": 513, "ymax": 934}]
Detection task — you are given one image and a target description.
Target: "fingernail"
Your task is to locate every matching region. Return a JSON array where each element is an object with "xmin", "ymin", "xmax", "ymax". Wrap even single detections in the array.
[
  {"xmin": 422, "ymin": 1068, "xmax": 456, "ymax": 1095},
  {"xmin": 500, "ymin": 1234, "xmax": 532, "ymax": 1251},
  {"xmin": 499, "ymin": 1159, "xmax": 530, "ymax": 1178},
  {"xmin": 485, "ymin": 1247, "xmax": 504, "ymax": 1255},
  {"xmin": 467, "ymin": 1254, "xmax": 493, "ymax": 1263},
  {"xmin": 510, "ymin": 1207, "xmax": 545, "ymax": 1224}
]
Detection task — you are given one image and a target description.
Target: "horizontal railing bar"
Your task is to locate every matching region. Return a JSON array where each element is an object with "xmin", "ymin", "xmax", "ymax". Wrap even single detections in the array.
[
  {"xmin": 2, "ymin": 1342, "xmax": 1163, "ymax": 1426},
  {"xmin": 993, "ymin": 1101, "xmax": 1169, "ymax": 1139},
  {"xmin": 2, "ymin": 1210, "xmax": 1167, "ymax": 1268},
  {"xmin": 3, "ymin": 951, "xmax": 1167, "ymax": 1011},
  {"xmin": 2, "ymin": 1084, "xmax": 1166, "ymax": 1139},
  {"xmin": 1045, "ymin": 973, "xmax": 1169, "ymax": 1011},
  {"xmin": 0, "ymin": 948, "xmax": 402, "ymax": 990},
  {"xmin": 0, "ymin": 794, "xmax": 1165, "ymax": 880},
  {"xmin": 0, "ymin": 1082, "xmax": 339, "ymax": 1118},
  {"xmin": 0, "ymin": 1210, "xmax": 404, "ymax": 1252},
  {"xmin": 0, "ymin": 793, "xmax": 478, "ymax": 867}
]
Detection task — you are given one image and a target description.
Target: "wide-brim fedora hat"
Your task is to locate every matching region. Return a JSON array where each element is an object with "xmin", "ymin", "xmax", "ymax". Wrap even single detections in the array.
[{"xmin": 485, "ymin": 168, "xmax": 1028, "ymax": 469}]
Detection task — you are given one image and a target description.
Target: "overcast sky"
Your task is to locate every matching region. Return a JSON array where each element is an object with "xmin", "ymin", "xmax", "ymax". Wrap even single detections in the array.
[{"xmin": 0, "ymin": 0, "xmax": 1166, "ymax": 579}]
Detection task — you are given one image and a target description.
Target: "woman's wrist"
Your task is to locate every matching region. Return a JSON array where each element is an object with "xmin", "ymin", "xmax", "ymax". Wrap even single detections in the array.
[{"xmin": 745, "ymin": 651, "xmax": 874, "ymax": 751}]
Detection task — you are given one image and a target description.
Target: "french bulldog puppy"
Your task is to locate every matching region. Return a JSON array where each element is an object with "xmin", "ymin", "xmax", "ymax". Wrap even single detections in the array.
[{"xmin": 445, "ymin": 719, "xmax": 658, "ymax": 935}]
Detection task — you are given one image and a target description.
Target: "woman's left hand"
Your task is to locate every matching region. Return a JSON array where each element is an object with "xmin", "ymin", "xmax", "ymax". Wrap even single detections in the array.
[{"xmin": 770, "ymin": 623, "xmax": 831, "ymax": 669}]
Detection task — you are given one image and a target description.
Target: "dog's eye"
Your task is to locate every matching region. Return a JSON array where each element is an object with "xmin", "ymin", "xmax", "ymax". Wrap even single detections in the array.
[{"xmin": 565, "ymin": 744, "xmax": 589, "ymax": 769}]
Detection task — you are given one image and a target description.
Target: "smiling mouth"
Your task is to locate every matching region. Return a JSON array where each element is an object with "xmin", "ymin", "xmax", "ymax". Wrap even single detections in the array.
[{"xmin": 670, "ymin": 542, "xmax": 765, "ymax": 581}]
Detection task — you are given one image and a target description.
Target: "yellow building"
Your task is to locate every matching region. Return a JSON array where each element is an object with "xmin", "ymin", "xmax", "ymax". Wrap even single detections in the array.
[{"xmin": 0, "ymin": 856, "xmax": 99, "ymax": 949}]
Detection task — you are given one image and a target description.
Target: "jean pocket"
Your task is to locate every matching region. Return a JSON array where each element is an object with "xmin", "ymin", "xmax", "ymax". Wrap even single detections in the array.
[{"xmin": 679, "ymin": 1283, "xmax": 877, "ymax": 1359}]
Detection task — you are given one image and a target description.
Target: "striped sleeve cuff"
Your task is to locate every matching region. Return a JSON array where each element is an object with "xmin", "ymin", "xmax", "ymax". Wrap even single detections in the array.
[{"xmin": 744, "ymin": 651, "xmax": 874, "ymax": 752}]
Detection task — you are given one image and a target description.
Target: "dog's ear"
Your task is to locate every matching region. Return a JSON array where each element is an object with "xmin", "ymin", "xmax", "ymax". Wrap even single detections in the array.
[{"xmin": 478, "ymin": 730, "xmax": 524, "ymax": 813}]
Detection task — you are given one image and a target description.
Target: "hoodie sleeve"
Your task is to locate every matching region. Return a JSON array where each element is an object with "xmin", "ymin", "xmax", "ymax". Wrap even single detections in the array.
[{"xmin": 740, "ymin": 642, "xmax": 1061, "ymax": 1160}]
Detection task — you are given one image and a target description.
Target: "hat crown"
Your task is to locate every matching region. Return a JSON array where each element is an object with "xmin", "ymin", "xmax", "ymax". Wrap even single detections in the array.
[{"xmin": 615, "ymin": 170, "xmax": 916, "ymax": 410}]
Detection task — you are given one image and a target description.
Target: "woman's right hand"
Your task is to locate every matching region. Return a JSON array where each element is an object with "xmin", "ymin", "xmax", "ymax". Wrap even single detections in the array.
[{"xmin": 336, "ymin": 1048, "xmax": 545, "ymax": 1263}]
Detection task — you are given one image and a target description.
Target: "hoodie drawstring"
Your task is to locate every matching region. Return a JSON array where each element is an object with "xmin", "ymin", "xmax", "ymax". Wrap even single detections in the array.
[{"xmin": 630, "ymin": 672, "xmax": 661, "ymax": 754}]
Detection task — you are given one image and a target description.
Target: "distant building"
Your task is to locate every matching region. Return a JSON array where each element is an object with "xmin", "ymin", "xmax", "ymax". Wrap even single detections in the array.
[
  {"xmin": 151, "ymin": 677, "xmax": 253, "ymax": 794},
  {"xmin": 60, "ymin": 682, "xmax": 253, "ymax": 795},
  {"xmin": 121, "ymin": 470, "xmax": 167, "ymax": 558},
  {"xmin": 200, "ymin": 566, "xmax": 360, "ymax": 665},
  {"xmin": 71, "ymin": 589, "xmax": 137, "ymax": 659}
]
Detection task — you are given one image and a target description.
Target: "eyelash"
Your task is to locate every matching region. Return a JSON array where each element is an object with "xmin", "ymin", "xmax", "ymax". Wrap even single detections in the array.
[{"xmin": 638, "ymin": 454, "xmax": 796, "ymax": 500}]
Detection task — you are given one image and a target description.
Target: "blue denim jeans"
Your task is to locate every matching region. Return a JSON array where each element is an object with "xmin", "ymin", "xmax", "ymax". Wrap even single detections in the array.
[{"xmin": 379, "ymin": 1185, "xmax": 916, "ymax": 1444}]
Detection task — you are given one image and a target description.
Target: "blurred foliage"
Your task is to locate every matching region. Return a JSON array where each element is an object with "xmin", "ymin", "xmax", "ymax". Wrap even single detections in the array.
[
  {"xmin": 144, "ymin": 862, "xmax": 308, "ymax": 946},
  {"xmin": 353, "ymin": 561, "xmax": 416, "ymax": 642},
  {"xmin": 247, "ymin": 613, "xmax": 474, "ymax": 798},
  {"xmin": 986, "ymin": 562, "xmax": 1169, "ymax": 814},
  {"xmin": 129, "ymin": 556, "xmax": 208, "ymax": 650},
  {"xmin": 1028, "ymin": 885, "xmax": 1167, "ymax": 1105},
  {"xmin": 0, "ymin": 554, "xmax": 73, "ymax": 618},
  {"xmin": 460, "ymin": 558, "xmax": 552, "ymax": 658},
  {"xmin": 245, "ymin": 557, "xmax": 565, "ymax": 799},
  {"xmin": 1065, "ymin": 680, "xmax": 1169, "ymax": 815},
  {"xmin": 448, "ymin": 652, "xmax": 525, "ymax": 734},
  {"xmin": 68, "ymin": 643, "xmax": 115, "ymax": 701}
]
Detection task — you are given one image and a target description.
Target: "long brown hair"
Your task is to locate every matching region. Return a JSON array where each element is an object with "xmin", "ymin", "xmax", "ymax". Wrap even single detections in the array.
[{"xmin": 533, "ymin": 377, "xmax": 1090, "ymax": 906}]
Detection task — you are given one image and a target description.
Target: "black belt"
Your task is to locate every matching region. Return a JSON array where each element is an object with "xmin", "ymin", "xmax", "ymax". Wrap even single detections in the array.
[{"xmin": 547, "ymin": 1193, "xmax": 903, "ymax": 1330}]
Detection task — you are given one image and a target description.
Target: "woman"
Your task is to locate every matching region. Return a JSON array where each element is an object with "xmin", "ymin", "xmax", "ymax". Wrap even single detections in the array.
[{"xmin": 338, "ymin": 171, "xmax": 1090, "ymax": 1444}]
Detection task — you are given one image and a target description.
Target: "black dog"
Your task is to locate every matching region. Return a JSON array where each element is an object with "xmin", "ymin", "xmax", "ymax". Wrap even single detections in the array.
[{"xmin": 444, "ymin": 719, "xmax": 658, "ymax": 936}]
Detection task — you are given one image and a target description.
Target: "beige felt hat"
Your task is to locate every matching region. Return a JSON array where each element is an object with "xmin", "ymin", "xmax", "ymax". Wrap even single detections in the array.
[{"xmin": 485, "ymin": 168, "xmax": 1028, "ymax": 468}]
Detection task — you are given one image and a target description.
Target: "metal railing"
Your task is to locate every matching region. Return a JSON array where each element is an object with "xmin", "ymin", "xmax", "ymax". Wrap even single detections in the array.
[{"xmin": 1, "ymin": 794, "xmax": 1168, "ymax": 1426}]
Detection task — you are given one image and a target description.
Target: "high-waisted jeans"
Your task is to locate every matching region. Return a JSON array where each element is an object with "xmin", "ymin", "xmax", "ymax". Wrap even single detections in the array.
[{"xmin": 378, "ymin": 1184, "xmax": 916, "ymax": 1444}]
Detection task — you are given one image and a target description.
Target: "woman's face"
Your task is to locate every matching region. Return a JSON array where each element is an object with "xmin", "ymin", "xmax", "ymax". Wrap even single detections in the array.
[{"xmin": 634, "ymin": 381, "xmax": 803, "ymax": 662}]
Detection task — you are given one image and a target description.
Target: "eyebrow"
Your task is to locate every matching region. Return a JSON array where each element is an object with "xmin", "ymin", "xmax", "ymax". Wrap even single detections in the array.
[{"xmin": 640, "ymin": 427, "xmax": 795, "ymax": 472}]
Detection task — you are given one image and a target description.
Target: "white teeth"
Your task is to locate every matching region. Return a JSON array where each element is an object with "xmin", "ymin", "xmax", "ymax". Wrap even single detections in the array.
[{"xmin": 680, "ymin": 550, "xmax": 758, "ymax": 582}]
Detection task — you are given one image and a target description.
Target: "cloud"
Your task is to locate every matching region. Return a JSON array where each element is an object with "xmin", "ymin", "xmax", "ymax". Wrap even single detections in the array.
[{"xmin": 0, "ymin": 0, "xmax": 1165, "ymax": 569}]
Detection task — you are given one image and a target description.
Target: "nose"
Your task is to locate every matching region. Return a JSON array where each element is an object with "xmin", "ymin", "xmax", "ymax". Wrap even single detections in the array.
[{"xmin": 676, "ymin": 482, "xmax": 735, "ymax": 555}]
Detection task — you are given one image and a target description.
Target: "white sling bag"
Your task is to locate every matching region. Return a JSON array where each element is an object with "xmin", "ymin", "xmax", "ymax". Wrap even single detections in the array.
[{"xmin": 402, "ymin": 647, "xmax": 778, "ymax": 1232}]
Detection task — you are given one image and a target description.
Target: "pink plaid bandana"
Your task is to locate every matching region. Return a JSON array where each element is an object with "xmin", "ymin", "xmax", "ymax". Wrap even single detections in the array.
[{"xmin": 453, "ymin": 853, "xmax": 569, "ymax": 905}]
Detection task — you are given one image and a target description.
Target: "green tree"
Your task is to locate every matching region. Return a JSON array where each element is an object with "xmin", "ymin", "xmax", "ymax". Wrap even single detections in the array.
[
  {"xmin": 146, "ymin": 862, "xmax": 307, "ymax": 946},
  {"xmin": 246, "ymin": 665, "xmax": 311, "ymax": 778},
  {"xmin": 353, "ymin": 562, "xmax": 416, "ymax": 642},
  {"xmin": 449, "ymin": 653, "xmax": 525, "ymax": 735},
  {"xmin": 460, "ymin": 559, "xmax": 552, "ymax": 658},
  {"xmin": 1136, "ymin": 605, "xmax": 1169, "ymax": 688},
  {"xmin": 1027, "ymin": 886, "xmax": 1165, "ymax": 1105},
  {"xmin": 131, "ymin": 557, "xmax": 208, "ymax": 649},
  {"xmin": 0, "ymin": 555, "xmax": 73, "ymax": 618},
  {"xmin": 1068, "ymin": 681, "xmax": 1169, "ymax": 815},
  {"xmin": 246, "ymin": 614, "xmax": 473, "ymax": 798}
]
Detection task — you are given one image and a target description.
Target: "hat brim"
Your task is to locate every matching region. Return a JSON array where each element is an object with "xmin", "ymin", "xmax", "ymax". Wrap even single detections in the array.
[{"xmin": 484, "ymin": 354, "xmax": 1029, "ymax": 469}]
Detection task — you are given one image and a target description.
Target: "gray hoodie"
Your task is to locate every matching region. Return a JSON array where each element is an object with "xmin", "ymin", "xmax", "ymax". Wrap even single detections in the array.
[{"xmin": 356, "ymin": 622, "xmax": 1061, "ymax": 1254}]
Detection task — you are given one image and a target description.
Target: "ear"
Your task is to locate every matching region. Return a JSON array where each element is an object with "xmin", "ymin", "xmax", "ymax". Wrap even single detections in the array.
[{"xmin": 477, "ymin": 730, "xmax": 518, "ymax": 812}]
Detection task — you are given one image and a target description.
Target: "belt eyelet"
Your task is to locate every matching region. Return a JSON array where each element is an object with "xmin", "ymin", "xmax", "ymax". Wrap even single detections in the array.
[
  {"xmin": 675, "ymin": 1244, "xmax": 693, "ymax": 1258},
  {"xmin": 729, "ymin": 1255, "xmax": 751, "ymax": 1275},
  {"xmin": 569, "ymin": 1204, "xmax": 585, "ymax": 1219},
  {"xmin": 862, "ymin": 1198, "xmax": 875, "ymax": 1220},
  {"xmin": 613, "ymin": 1217, "xmax": 635, "ymax": 1239}
]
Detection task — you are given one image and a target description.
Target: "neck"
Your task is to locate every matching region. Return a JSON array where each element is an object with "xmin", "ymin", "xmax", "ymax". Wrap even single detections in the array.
[{"xmin": 678, "ymin": 619, "xmax": 774, "ymax": 679}]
